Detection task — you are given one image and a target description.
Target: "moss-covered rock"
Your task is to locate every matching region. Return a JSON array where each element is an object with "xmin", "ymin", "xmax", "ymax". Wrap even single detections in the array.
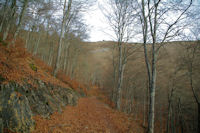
[
  {"xmin": 0, "ymin": 80, "xmax": 79, "ymax": 132},
  {"xmin": 0, "ymin": 83, "xmax": 35, "ymax": 132}
]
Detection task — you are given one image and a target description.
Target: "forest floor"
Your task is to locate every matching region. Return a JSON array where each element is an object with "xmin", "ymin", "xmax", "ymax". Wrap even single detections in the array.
[
  {"xmin": 33, "ymin": 95, "xmax": 143, "ymax": 133},
  {"xmin": 0, "ymin": 40, "xmax": 143, "ymax": 133}
]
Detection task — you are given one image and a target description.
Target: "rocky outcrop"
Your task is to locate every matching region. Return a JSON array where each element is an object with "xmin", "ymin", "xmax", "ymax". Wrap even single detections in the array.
[{"xmin": 0, "ymin": 80, "xmax": 78, "ymax": 132}]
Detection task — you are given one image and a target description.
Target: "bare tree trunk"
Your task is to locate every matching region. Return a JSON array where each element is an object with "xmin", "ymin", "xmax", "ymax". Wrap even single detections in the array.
[
  {"xmin": 167, "ymin": 101, "xmax": 172, "ymax": 133},
  {"xmin": 141, "ymin": 1, "xmax": 152, "ymax": 130},
  {"xmin": 25, "ymin": 29, "xmax": 31, "ymax": 49},
  {"xmin": 116, "ymin": 42, "xmax": 124, "ymax": 110},
  {"xmin": 12, "ymin": 0, "xmax": 29, "ymax": 45},
  {"xmin": 64, "ymin": 42, "xmax": 71, "ymax": 74},
  {"xmin": 148, "ymin": 67, "xmax": 156, "ymax": 133},
  {"xmin": 166, "ymin": 87, "xmax": 175, "ymax": 133},
  {"xmin": 0, "ymin": 0, "xmax": 9, "ymax": 32},
  {"xmin": 48, "ymin": 53, "xmax": 53, "ymax": 66},
  {"xmin": 112, "ymin": 45, "xmax": 117, "ymax": 102},
  {"xmin": 171, "ymin": 104, "xmax": 175, "ymax": 133},
  {"xmin": 3, "ymin": 0, "xmax": 17, "ymax": 41},
  {"xmin": 63, "ymin": 43, "xmax": 70, "ymax": 71},
  {"xmin": 33, "ymin": 19, "xmax": 45, "ymax": 55},
  {"xmin": 147, "ymin": 0, "xmax": 160, "ymax": 131},
  {"xmin": 48, "ymin": 42, "xmax": 54, "ymax": 66},
  {"xmin": 139, "ymin": 0, "xmax": 192, "ymax": 132},
  {"xmin": 103, "ymin": 0, "xmax": 132, "ymax": 110},
  {"xmin": 33, "ymin": 32, "xmax": 42, "ymax": 55},
  {"xmin": 147, "ymin": 29, "xmax": 158, "ymax": 133},
  {"xmin": 3, "ymin": 22, "xmax": 11, "ymax": 41},
  {"xmin": 53, "ymin": 0, "xmax": 72, "ymax": 76},
  {"xmin": 143, "ymin": 86, "xmax": 146, "ymax": 127},
  {"xmin": 45, "ymin": 16, "xmax": 51, "ymax": 41},
  {"xmin": 70, "ymin": 62, "xmax": 76, "ymax": 79},
  {"xmin": 159, "ymin": 110, "xmax": 163, "ymax": 133},
  {"xmin": 178, "ymin": 98, "xmax": 184, "ymax": 133},
  {"xmin": 27, "ymin": 27, "xmax": 35, "ymax": 51},
  {"xmin": 198, "ymin": 103, "xmax": 200, "ymax": 133}
]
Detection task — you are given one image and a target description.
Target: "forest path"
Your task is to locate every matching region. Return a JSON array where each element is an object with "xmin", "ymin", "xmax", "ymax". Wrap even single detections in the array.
[{"xmin": 33, "ymin": 96, "xmax": 142, "ymax": 133}]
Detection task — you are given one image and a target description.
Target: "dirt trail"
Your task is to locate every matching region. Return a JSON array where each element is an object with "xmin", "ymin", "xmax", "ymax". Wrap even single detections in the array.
[{"xmin": 33, "ymin": 96, "xmax": 142, "ymax": 133}]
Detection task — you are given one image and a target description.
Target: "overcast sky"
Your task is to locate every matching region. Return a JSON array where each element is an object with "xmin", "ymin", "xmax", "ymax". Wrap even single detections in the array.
[
  {"xmin": 84, "ymin": 0, "xmax": 114, "ymax": 42},
  {"xmin": 84, "ymin": 0, "xmax": 200, "ymax": 42}
]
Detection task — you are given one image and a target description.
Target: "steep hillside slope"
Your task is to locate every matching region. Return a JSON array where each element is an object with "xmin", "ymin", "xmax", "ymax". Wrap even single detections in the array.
[{"xmin": 0, "ymin": 41, "xmax": 78, "ymax": 132}]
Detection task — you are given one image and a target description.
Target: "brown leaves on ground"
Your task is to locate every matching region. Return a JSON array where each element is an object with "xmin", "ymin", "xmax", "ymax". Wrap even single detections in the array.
[
  {"xmin": 57, "ymin": 72, "xmax": 88, "ymax": 95},
  {"xmin": 0, "ymin": 40, "xmax": 69, "ymax": 88},
  {"xmin": 33, "ymin": 97, "xmax": 143, "ymax": 133}
]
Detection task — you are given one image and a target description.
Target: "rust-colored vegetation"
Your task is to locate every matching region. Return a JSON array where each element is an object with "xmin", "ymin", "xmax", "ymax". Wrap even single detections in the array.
[
  {"xmin": 0, "ymin": 39, "xmax": 68, "ymax": 88},
  {"xmin": 57, "ymin": 71, "xmax": 88, "ymax": 95},
  {"xmin": 33, "ymin": 97, "xmax": 143, "ymax": 133}
]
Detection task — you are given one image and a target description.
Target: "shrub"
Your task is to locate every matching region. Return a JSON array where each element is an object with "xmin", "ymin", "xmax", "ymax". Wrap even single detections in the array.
[
  {"xmin": 0, "ymin": 38, "xmax": 8, "ymax": 46},
  {"xmin": 29, "ymin": 63, "xmax": 37, "ymax": 72},
  {"xmin": 0, "ymin": 74, "xmax": 5, "ymax": 83}
]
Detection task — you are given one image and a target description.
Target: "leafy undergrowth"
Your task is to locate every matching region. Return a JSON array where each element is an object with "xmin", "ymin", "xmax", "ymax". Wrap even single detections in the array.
[
  {"xmin": 57, "ymin": 72, "xmax": 88, "ymax": 96},
  {"xmin": 33, "ymin": 96, "xmax": 143, "ymax": 133},
  {"xmin": 0, "ymin": 39, "xmax": 69, "ymax": 89}
]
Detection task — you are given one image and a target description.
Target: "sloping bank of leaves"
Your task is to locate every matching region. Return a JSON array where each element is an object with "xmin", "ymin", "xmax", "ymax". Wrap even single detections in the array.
[{"xmin": 0, "ymin": 41, "xmax": 79, "ymax": 132}]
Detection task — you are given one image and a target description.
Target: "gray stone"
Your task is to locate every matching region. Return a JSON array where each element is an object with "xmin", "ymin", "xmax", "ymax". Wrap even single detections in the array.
[{"xmin": 0, "ymin": 79, "xmax": 79, "ymax": 132}]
